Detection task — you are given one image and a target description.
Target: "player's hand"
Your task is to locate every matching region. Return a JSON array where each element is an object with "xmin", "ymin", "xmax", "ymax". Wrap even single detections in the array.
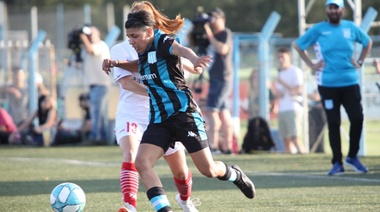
[
  {"xmin": 194, "ymin": 55, "xmax": 212, "ymax": 73},
  {"xmin": 102, "ymin": 59, "xmax": 117, "ymax": 75}
]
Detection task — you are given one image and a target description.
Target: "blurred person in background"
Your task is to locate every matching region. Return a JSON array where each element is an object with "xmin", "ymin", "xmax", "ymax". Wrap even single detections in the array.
[
  {"xmin": 52, "ymin": 93, "xmax": 91, "ymax": 146},
  {"xmin": 0, "ymin": 106, "xmax": 17, "ymax": 144},
  {"xmin": 374, "ymin": 59, "xmax": 380, "ymax": 73},
  {"xmin": 271, "ymin": 47, "xmax": 306, "ymax": 154},
  {"xmin": 9, "ymin": 94, "xmax": 57, "ymax": 146},
  {"xmin": 307, "ymin": 76, "xmax": 326, "ymax": 153},
  {"xmin": 244, "ymin": 68, "xmax": 276, "ymax": 118},
  {"xmin": 34, "ymin": 71, "xmax": 50, "ymax": 97},
  {"xmin": 293, "ymin": 0, "xmax": 372, "ymax": 175},
  {"xmin": 373, "ymin": 59, "xmax": 380, "ymax": 92},
  {"xmin": 203, "ymin": 7, "xmax": 234, "ymax": 154},
  {"xmin": 80, "ymin": 26, "xmax": 111, "ymax": 145},
  {"xmin": 0, "ymin": 67, "xmax": 28, "ymax": 126}
]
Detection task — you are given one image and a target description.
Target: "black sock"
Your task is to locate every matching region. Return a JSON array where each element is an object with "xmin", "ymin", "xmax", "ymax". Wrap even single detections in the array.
[
  {"xmin": 147, "ymin": 186, "xmax": 172, "ymax": 211},
  {"xmin": 217, "ymin": 162, "xmax": 232, "ymax": 181}
]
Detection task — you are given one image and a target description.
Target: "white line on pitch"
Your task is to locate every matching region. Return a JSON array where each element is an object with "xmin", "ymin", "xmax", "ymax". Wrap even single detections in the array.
[
  {"xmin": 3, "ymin": 157, "xmax": 380, "ymax": 183},
  {"xmin": 246, "ymin": 171, "xmax": 380, "ymax": 183},
  {"xmin": 1, "ymin": 157, "xmax": 119, "ymax": 167}
]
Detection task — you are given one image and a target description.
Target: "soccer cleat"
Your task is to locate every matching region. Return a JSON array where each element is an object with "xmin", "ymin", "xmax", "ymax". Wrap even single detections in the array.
[
  {"xmin": 345, "ymin": 157, "xmax": 368, "ymax": 173},
  {"xmin": 117, "ymin": 203, "xmax": 137, "ymax": 212},
  {"xmin": 175, "ymin": 193, "xmax": 201, "ymax": 212},
  {"xmin": 327, "ymin": 162, "xmax": 345, "ymax": 175},
  {"xmin": 231, "ymin": 165, "xmax": 256, "ymax": 199}
]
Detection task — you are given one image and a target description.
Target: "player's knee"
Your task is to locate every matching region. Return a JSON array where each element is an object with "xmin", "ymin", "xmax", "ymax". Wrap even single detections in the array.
[
  {"xmin": 134, "ymin": 157, "xmax": 147, "ymax": 173},
  {"xmin": 122, "ymin": 155, "xmax": 134, "ymax": 163},
  {"xmin": 122, "ymin": 151, "xmax": 136, "ymax": 162},
  {"xmin": 173, "ymin": 172, "xmax": 187, "ymax": 180}
]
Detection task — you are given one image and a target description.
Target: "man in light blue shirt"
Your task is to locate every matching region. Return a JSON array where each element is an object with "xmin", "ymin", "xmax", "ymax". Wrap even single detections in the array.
[{"xmin": 293, "ymin": 0, "xmax": 372, "ymax": 175}]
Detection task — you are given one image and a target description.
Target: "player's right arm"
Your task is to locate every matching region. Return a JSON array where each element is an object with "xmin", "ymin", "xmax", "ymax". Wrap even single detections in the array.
[{"xmin": 102, "ymin": 59, "xmax": 139, "ymax": 75}]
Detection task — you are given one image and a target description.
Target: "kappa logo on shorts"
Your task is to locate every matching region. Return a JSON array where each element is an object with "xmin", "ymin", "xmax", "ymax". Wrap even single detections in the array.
[{"xmin": 187, "ymin": 131, "xmax": 197, "ymax": 137}]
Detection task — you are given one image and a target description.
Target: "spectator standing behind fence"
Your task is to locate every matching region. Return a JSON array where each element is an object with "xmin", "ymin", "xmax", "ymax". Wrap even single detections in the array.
[
  {"xmin": 293, "ymin": 0, "xmax": 372, "ymax": 175},
  {"xmin": 245, "ymin": 68, "xmax": 276, "ymax": 118},
  {"xmin": 203, "ymin": 8, "xmax": 234, "ymax": 154},
  {"xmin": 271, "ymin": 47, "xmax": 306, "ymax": 154},
  {"xmin": 80, "ymin": 26, "xmax": 111, "ymax": 145},
  {"xmin": 0, "ymin": 67, "xmax": 28, "ymax": 126}
]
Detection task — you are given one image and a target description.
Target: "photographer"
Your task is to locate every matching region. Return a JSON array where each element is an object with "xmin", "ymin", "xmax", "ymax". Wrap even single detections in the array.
[
  {"xmin": 188, "ymin": 6, "xmax": 211, "ymax": 56},
  {"xmin": 80, "ymin": 26, "xmax": 111, "ymax": 145},
  {"xmin": 202, "ymin": 8, "xmax": 234, "ymax": 154}
]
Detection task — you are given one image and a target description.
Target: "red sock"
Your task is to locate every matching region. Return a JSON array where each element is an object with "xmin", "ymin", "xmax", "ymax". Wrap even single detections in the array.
[
  {"xmin": 174, "ymin": 170, "xmax": 192, "ymax": 201},
  {"xmin": 120, "ymin": 162, "xmax": 139, "ymax": 207}
]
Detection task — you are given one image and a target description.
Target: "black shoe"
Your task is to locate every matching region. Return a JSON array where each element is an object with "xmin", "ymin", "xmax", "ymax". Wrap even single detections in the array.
[{"xmin": 231, "ymin": 165, "xmax": 255, "ymax": 199}]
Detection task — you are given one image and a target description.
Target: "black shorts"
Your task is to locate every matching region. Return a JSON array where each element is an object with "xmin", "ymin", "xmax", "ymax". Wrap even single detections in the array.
[{"xmin": 141, "ymin": 112, "xmax": 209, "ymax": 153}]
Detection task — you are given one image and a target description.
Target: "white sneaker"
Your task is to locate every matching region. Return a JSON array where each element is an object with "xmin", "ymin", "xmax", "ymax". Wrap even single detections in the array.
[
  {"xmin": 175, "ymin": 194, "xmax": 200, "ymax": 212},
  {"xmin": 117, "ymin": 203, "xmax": 137, "ymax": 212}
]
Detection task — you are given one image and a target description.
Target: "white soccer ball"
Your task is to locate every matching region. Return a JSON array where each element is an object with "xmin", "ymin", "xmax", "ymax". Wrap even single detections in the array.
[{"xmin": 50, "ymin": 182, "xmax": 86, "ymax": 212}]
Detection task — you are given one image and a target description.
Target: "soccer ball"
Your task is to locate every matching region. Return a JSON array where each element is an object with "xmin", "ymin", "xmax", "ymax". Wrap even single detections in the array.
[{"xmin": 50, "ymin": 182, "xmax": 86, "ymax": 212}]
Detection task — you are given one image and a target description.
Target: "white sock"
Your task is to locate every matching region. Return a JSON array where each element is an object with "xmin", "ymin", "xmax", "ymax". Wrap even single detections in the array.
[{"xmin": 228, "ymin": 167, "xmax": 237, "ymax": 182}]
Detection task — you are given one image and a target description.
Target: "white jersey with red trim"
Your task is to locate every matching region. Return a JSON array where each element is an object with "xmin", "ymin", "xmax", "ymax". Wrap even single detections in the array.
[{"xmin": 111, "ymin": 40, "xmax": 149, "ymax": 127}]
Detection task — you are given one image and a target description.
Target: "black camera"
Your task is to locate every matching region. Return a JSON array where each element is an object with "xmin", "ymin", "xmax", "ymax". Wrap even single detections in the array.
[
  {"xmin": 189, "ymin": 6, "xmax": 211, "ymax": 55},
  {"xmin": 67, "ymin": 25, "xmax": 92, "ymax": 62}
]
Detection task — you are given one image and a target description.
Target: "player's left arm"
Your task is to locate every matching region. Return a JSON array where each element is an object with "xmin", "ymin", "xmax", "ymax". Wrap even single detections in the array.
[{"xmin": 171, "ymin": 40, "xmax": 212, "ymax": 74}]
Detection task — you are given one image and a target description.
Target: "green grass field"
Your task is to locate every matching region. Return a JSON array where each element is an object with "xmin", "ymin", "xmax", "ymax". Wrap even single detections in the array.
[{"xmin": 1, "ymin": 145, "xmax": 379, "ymax": 212}]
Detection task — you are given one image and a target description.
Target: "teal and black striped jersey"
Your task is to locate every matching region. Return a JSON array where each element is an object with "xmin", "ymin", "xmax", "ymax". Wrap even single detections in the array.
[{"xmin": 138, "ymin": 30, "xmax": 200, "ymax": 123}]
